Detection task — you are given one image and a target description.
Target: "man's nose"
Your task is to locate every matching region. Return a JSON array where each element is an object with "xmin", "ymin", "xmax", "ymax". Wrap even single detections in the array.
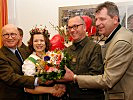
[
  {"xmin": 8, "ymin": 35, "xmax": 13, "ymax": 39},
  {"xmin": 96, "ymin": 19, "xmax": 101, "ymax": 26}
]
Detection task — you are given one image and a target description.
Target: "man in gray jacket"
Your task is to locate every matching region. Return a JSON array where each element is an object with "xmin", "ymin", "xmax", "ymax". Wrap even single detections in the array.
[{"xmin": 62, "ymin": 1, "xmax": 133, "ymax": 100}]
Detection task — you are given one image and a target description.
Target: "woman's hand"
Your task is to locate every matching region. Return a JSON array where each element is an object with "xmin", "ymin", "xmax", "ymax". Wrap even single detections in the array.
[{"xmin": 24, "ymin": 84, "xmax": 66, "ymax": 96}]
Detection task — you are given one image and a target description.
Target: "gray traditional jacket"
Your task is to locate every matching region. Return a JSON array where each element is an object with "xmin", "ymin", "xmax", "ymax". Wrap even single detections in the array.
[{"xmin": 76, "ymin": 25, "xmax": 133, "ymax": 100}]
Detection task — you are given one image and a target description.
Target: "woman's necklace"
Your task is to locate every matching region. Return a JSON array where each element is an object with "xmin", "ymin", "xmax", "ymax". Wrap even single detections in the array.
[{"xmin": 36, "ymin": 51, "xmax": 45, "ymax": 59}]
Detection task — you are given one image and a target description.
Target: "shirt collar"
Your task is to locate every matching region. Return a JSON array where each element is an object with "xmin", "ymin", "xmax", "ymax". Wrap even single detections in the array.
[
  {"xmin": 8, "ymin": 48, "xmax": 18, "ymax": 54},
  {"xmin": 105, "ymin": 24, "xmax": 121, "ymax": 44},
  {"xmin": 71, "ymin": 36, "xmax": 88, "ymax": 50}
]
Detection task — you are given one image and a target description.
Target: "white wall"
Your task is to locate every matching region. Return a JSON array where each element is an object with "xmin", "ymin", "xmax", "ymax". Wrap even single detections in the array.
[{"xmin": 8, "ymin": 0, "xmax": 133, "ymax": 45}]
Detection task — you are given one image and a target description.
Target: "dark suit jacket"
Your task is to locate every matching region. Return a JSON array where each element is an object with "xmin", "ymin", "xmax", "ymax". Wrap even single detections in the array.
[
  {"xmin": 0, "ymin": 46, "xmax": 35, "ymax": 100},
  {"xmin": 20, "ymin": 42, "xmax": 30, "ymax": 53}
]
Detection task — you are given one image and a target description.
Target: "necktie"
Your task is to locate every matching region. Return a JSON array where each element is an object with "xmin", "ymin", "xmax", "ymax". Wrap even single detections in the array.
[{"xmin": 15, "ymin": 50, "xmax": 23, "ymax": 64}]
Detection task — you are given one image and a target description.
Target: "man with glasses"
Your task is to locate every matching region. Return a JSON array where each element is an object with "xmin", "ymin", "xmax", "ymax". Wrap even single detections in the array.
[
  {"xmin": 0, "ymin": 24, "xmax": 45, "ymax": 100},
  {"xmin": 63, "ymin": 16, "xmax": 104, "ymax": 100}
]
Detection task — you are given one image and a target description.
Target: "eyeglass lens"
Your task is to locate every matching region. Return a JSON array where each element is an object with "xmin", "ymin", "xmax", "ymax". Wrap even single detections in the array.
[
  {"xmin": 3, "ymin": 33, "xmax": 17, "ymax": 38},
  {"xmin": 67, "ymin": 24, "xmax": 83, "ymax": 31}
]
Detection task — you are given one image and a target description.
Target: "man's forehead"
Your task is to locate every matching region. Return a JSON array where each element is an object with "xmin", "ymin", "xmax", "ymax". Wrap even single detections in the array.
[
  {"xmin": 2, "ymin": 25, "xmax": 18, "ymax": 33},
  {"xmin": 3, "ymin": 24, "xmax": 17, "ymax": 31},
  {"xmin": 68, "ymin": 17, "xmax": 82, "ymax": 25}
]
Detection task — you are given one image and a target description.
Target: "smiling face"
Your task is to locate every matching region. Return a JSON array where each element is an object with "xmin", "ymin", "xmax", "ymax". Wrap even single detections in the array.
[
  {"xmin": 95, "ymin": 8, "xmax": 119, "ymax": 37},
  {"xmin": 2, "ymin": 24, "xmax": 20, "ymax": 49},
  {"xmin": 33, "ymin": 34, "xmax": 46, "ymax": 52},
  {"xmin": 68, "ymin": 16, "xmax": 86, "ymax": 42}
]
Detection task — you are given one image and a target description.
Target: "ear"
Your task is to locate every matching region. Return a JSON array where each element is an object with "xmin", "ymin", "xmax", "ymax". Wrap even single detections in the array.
[
  {"xmin": 20, "ymin": 35, "xmax": 23, "ymax": 39},
  {"xmin": 17, "ymin": 34, "xmax": 21, "ymax": 40},
  {"xmin": 113, "ymin": 16, "xmax": 119, "ymax": 24}
]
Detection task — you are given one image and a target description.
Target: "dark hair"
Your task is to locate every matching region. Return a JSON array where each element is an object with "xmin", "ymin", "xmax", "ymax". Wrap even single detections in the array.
[
  {"xmin": 96, "ymin": 1, "xmax": 120, "ymax": 22},
  {"xmin": 28, "ymin": 31, "xmax": 51, "ymax": 53},
  {"xmin": 17, "ymin": 27, "xmax": 23, "ymax": 36}
]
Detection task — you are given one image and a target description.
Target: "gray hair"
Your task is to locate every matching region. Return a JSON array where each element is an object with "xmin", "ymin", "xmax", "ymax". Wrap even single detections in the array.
[{"xmin": 68, "ymin": 16, "xmax": 86, "ymax": 28}]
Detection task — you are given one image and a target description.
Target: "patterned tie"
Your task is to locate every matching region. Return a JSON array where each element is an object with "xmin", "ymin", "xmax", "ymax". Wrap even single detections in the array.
[{"xmin": 15, "ymin": 50, "xmax": 23, "ymax": 64}]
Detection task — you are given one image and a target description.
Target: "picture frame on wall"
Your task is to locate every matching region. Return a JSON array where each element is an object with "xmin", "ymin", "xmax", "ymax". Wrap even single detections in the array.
[{"xmin": 59, "ymin": 4, "xmax": 97, "ymax": 27}]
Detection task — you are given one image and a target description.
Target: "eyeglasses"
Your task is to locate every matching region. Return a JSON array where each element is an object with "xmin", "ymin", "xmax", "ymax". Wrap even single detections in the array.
[
  {"xmin": 2, "ymin": 33, "xmax": 17, "ymax": 39},
  {"xmin": 67, "ymin": 24, "xmax": 83, "ymax": 31}
]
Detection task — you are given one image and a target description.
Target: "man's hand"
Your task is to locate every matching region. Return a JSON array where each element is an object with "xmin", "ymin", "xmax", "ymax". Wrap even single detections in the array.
[
  {"xmin": 51, "ymin": 84, "xmax": 66, "ymax": 97},
  {"xmin": 62, "ymin": 66, "xmax": 75, "ymax": 81}
]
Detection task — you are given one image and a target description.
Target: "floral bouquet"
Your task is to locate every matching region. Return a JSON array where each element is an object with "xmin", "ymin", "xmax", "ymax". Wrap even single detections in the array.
[{"xmin": 35, "ymin": 50, "xmax": 71, "ymax": 82}]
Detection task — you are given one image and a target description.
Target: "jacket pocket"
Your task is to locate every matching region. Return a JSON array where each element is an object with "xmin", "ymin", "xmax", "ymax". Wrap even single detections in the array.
[{"xmin": 108, "ymin": 92, "xmax": 125, "ymax": 100}]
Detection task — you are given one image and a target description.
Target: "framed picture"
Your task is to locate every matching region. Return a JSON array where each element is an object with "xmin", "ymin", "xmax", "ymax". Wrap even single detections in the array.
[
  {"xmin": 59, "ymin": 4, "xmax": 97, "ymax": 27},
  {"xmin": 59, "ymin": 1, "xmax": 133, "ymax": 44},
  {"xmin": 127, "ymin": 5, "xmax": 133, "ymax": 32}
]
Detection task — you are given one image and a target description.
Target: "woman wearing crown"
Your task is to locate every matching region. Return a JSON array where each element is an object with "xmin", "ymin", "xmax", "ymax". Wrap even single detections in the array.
[{"xmin": 22, "ymin": 26, "xmax": 66, "ymax": 100}]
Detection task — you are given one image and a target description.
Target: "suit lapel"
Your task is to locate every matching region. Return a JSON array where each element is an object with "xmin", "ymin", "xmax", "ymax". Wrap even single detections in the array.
[
  {"xmin": 1, "ymin": 46, "xmax": 22, "ymax": 66},
  {"xmin": 18, "ymin": 47, "xmax": 30, "ymax": 61},
  {"xmin": 103, "ymin": 25, "xmax": 122, "ymax": 67}
]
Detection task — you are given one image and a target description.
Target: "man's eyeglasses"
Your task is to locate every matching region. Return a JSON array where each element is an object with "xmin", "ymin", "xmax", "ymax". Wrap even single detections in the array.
[
  {"xmin": 67, "ymin": 24, "xmax": 83, "ymax": 31},
  {"xmin": 2, "ymin": 33, "xmax": 17, "ymax": 39}
]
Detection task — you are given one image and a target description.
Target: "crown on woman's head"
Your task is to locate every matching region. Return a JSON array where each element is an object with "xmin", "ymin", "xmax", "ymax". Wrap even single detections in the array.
[{"xmin": 30, "ymin": 25, "xmax": 50, "ymax": 37}]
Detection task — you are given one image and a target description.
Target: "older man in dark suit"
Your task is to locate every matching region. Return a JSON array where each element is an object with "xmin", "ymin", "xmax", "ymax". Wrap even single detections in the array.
[{"xmin": 0, "ymin": 24, "xmax": 43, "ymax": 100}]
